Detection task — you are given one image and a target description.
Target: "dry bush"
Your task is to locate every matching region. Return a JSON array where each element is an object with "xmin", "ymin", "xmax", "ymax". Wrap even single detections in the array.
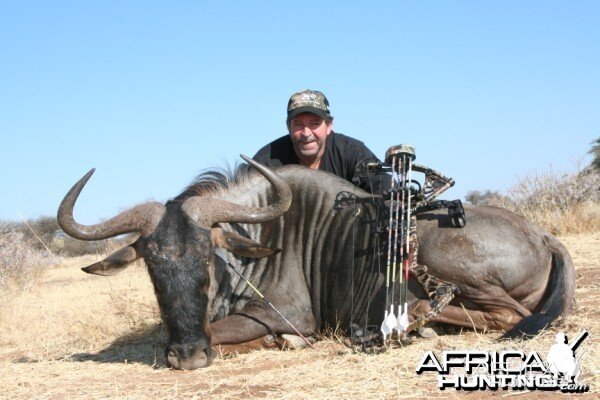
[
  {"xmin": 464, "ymin": 189, "xmax": 507, "ymax": 206},
  {"xmin": 590, "ymin": 137, "xmax": 600, "ymax": 171},
  {"xmin": 17, "ymin": 216, "xmax": 59, "ymax": 251},
  {"xmin": 54, "ymin": 236, "xmax": 114, "ymax": 257},
  {"xmin": 53, "ymin": 232, "xmax": 139, "ymax": 257},
  {"xmin": 0, "ymin": 216, "xmax": 137, "ymax": 304},
  {"xmin": 9, "ymin": 214, "xmax": 136, "ymax": 257},
  {"xmin": 0, "ymin": 222, "xmax": 55, "ymax": 296},
  {"xmin": 478, "ymin": 166, "xmax": 600, "ymax": 235}
]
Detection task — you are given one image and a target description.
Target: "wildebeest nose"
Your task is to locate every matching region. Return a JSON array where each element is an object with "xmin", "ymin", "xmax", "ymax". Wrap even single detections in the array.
[{"xmin": 166, "ymin": 345, "xmax": 212, "ymax": 370}]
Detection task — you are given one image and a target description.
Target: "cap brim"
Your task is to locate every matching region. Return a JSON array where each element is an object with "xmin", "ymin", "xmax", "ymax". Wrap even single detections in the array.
[{"xmin": 287, "ymin": 106, "xmax": 329, "ymax": 123}]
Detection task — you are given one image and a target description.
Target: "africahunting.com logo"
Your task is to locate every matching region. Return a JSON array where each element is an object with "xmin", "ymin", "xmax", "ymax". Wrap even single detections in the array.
[{"xmin": 415, "ymin": 330, "xmax": 589, "ymax": 393}]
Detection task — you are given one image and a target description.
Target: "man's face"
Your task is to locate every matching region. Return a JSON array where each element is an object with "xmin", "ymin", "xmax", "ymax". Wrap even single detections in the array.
[{"xmin": 288, "ymin": 112, "xmax": 332, "ymax": 166}]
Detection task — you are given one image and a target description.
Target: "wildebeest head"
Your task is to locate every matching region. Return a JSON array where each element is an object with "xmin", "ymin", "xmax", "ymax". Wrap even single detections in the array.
[{"xmin": 57, "ymin": 156, "xmax": 292, "ymax": 369}]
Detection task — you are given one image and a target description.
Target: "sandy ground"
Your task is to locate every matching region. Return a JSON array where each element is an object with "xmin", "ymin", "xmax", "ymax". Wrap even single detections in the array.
[{"xmin": 0, "ymin": 233, "xmax": 598, "ymax": 399}]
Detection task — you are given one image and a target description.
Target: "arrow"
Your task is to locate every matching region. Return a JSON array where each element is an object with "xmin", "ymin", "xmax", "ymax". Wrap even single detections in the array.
[{"xmin": 214, "ymin": 248, "xmax": 315, "ymax": 350}]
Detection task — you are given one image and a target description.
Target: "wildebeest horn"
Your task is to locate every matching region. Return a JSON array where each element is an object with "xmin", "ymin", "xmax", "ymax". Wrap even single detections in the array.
[
  {"xmin": 57, "ymin": 168, "xmax": 166, "ymax": 240},
  {"xmin": 182, "ymin": 155, "xmax": 292, "ymax": 227}
]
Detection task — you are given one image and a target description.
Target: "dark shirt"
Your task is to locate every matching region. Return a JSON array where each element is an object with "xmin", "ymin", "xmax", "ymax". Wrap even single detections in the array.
[{"xmin": 253, "ymin": 131, "xmax": 390, "ymax": 194}]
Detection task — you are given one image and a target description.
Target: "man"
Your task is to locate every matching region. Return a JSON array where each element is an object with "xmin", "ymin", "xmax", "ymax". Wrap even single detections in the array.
[{"xmin": 253, "ymin": 89, "xmax": 389, "ymax": 193}]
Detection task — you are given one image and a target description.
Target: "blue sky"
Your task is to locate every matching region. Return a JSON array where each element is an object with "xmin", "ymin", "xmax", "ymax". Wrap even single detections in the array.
[{"xmin": 1, "ymin": 1, "xmax": 598, "ymax": 223}]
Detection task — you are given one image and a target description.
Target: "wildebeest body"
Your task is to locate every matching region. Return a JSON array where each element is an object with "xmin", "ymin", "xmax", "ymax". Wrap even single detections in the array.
[
  {"xmin": 58, "ymin": 161, "xmax": 575, "ymax": 369},
  {"xmin": 208, "ymin": 166, "xmax": 572, "ymax": 339}
]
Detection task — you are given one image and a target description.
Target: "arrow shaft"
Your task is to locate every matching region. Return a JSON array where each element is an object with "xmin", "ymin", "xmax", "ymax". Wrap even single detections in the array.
[{"xmin": 215, "ymin": 250, "xmax": 315, "ymax": 350}]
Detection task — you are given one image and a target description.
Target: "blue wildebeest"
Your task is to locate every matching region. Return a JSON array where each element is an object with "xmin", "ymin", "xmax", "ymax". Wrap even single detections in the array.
[{"xmin": 58, "ymin": 157, "xmax": 575, "ymax": 369}]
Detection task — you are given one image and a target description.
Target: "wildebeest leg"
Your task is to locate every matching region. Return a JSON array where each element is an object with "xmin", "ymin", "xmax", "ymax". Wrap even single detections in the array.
[
  {"xmin": 409, "ymin": 286, "xmax": 531, "ymax": 331},
  {"xmin": 409, "ymin": 296, "xmax": 532, "ymax": 332},
  {"xmin": 213, "ymin": 335, "xmax": 279, "ymax": 356},
  {"xmin": 210, "ymin": 304, "xmax": 315, "ymax": 346},
  {"xmin": 213, "ymin": 334, "xmax": 313, "ymax": 357}
]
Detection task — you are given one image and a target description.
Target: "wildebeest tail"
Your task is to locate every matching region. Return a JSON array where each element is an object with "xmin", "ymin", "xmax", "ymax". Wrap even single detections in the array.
[{"xmin": 500, "ymin": 235, "xmax": 575, "ymax": 340}]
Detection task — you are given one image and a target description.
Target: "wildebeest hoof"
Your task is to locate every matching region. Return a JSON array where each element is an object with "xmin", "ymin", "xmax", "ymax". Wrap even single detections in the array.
[
  {"xmin": 417, "ymin": 327, "xmax": 439, "ymax": 338},
  {"xmin": 277, "ymin": 334, "xmax": 313, "ymax": 349},
  {"xmin": 261, "ymin": 334, "xmax": 279, "ymax": 349},
  {"xmin": 263, "ymin": 334, "xmax": 275, "ymax": 344}
]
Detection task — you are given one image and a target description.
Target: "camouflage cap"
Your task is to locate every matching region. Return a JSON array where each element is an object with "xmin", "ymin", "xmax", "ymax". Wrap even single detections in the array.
[{"xmin": 286, "ymin": 89, "xmax": 331, "ymax": 123}]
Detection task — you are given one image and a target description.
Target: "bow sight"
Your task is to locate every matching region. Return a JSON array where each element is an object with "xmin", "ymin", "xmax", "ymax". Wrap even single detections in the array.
[
  {"xmin": 351, "ymin": 144, "xmax": 465, "ymax": 350},
  {"xmin": 355, "ymin": 144, "xmax": 466, "ymax": 227}
]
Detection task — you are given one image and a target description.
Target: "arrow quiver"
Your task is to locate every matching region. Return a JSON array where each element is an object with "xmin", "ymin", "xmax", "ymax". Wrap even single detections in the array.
[{"xmin": 354, "ymin": 144, "xmax": 465, "ymax": 344}]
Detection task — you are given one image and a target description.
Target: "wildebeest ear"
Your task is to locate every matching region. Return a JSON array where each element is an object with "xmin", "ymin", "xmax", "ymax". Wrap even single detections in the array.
[
  {"xmin": 82, "ymin": 244, "xmax": 141, "ymax": 276},
  {"xmin": 211, "ymin": 228, "xmax": 280, "ymax": 258}
]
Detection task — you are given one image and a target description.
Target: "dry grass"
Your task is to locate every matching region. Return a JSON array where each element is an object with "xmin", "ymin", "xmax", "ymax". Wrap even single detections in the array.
[
  {"xmin": 0, "ymin": 256, "xmax": 158, "ymax": 362},
  {"xmin": 481, "ymin": 166, "xmax": 600, "ymax": 235},
  {"xmin": 491, "ymin": 199, "xmax": 600, "ymax": 236},
  {"xmin": 0, "ymin": 234, "xmax": 598, "ymax": 399}
]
